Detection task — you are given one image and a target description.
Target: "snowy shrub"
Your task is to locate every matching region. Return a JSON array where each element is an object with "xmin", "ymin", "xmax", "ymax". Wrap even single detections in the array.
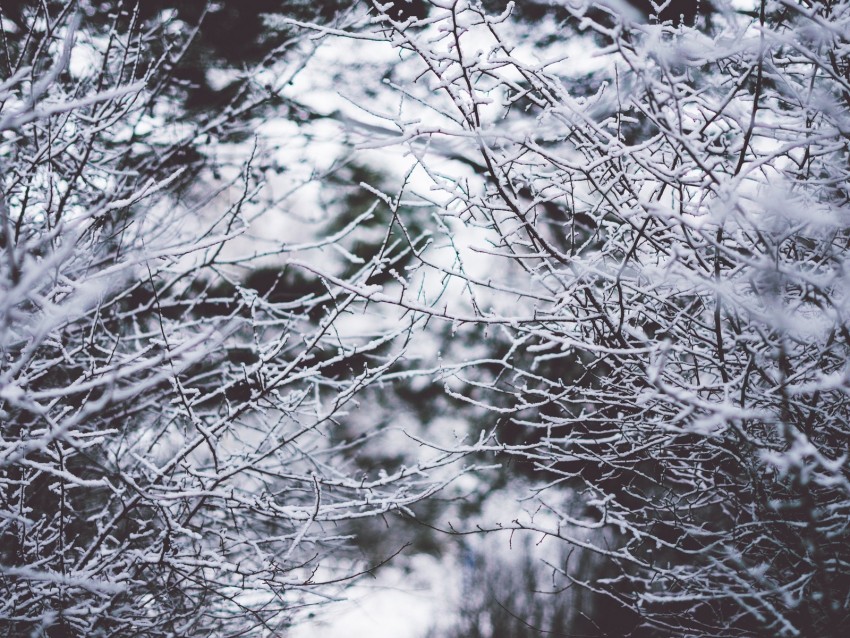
[
  {"xmin": 323, "ymin": 1, "xmax": 850, "ymax": 635},
  {"xmin": 0, "ymin": 4, "xmax": 468, "ymax": 636}
]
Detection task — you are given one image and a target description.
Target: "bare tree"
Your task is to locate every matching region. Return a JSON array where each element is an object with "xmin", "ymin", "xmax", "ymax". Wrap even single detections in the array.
[
  {"xmin": 5, "ymin": 1, "xmax": 850, "ymax": 635},
  {"xmin": 311, "ymin": 1, "xmax": 850, "ymax": 635},
  {"xmin": 0, "ymin": 4, "xmax": 471, "ymax": 636}
]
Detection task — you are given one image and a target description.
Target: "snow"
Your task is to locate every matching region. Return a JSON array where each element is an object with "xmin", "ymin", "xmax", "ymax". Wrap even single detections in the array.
[{"xmin": 291, "ymin": 556, "xmax": 455, "ymax": 638}]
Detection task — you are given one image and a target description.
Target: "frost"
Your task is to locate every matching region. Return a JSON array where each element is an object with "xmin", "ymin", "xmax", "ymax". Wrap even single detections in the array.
[{"xmin": 5, "ymin": 2, "xmax": 850, "ymax": 637}]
